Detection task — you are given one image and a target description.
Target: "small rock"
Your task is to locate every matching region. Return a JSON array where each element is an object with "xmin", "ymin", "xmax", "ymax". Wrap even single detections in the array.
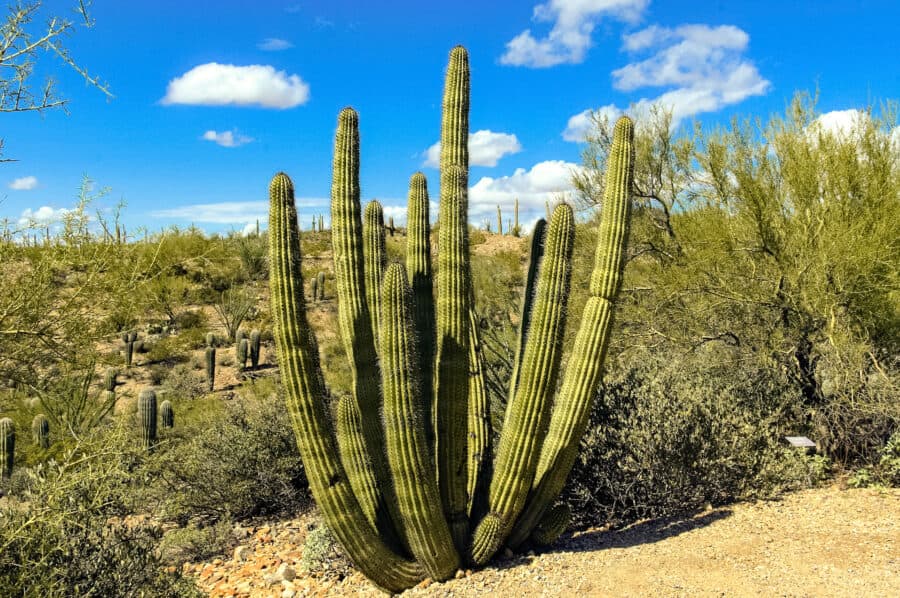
[
  {"xmin": 416, "ymin": 578, "xmax": 433, "ymax": 590},
  {"xmin": 277, "ymin": 563, "xmax": 296, "ymax": 581},
  {"xmin": 502, "ymin": 548, "xmax": 514, "ymax": 559},
  {"xmin": 455, "ymin": 569, "xmax": 465, "ymax": 579},
  {"xmin": 282, "ymin": 591, "xmax": 296, "ymax": 598},
  {"xmin": 233, "ymin": 545, "xmax": 250, "ymax": 562}
]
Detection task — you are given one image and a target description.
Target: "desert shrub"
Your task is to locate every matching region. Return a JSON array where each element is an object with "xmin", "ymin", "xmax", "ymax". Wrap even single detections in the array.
[
  {"xmin": 163, "ymin": 363, "xmax": 206, "ymax": 400},
  {"xmin": 141, "ymin": 392, "xmax": 309, "ymax": 524},
  {"xmin": 563, "ymin": 353, "xmax": 819, "ymax": 528},
  {"xmin": 237, "ymin": 236, "xmax": 268, "ymax": 281},
  {"xmin": 299, "ymin": 522, "xmax": 353, "ymax": 579},
  {"xmin": 174, "ymin": 309, "xmax": 207, "ymax": 332},
  {"xmin": 158, "ymin": 520, "xmax": 234, "ymax": 566},
  {"xmin": 145, "ymin": 330, "xmax": 204, "ymax": 364},
  {"xmin": 848, "ymin": 430, "xmax": 900, "ymax": 488},
  {"xmin": 213, "ymin": 287, "xmax": 256, "ymax": 341},
  {"xmin": 0, "ymin": 425, "xmax": 199, "ymax": 597}
]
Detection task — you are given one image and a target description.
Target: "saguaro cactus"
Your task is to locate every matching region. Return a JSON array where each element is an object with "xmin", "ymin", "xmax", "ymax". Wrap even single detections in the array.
[
  {"xmin": 310, "ymin": 276, "xmax": 319, "ymax": 302},
  {"xmin": 32, "ymin": 414, "xmax": 50, "ymax": 448},
  {"xmin": 363, "ymin": 200, "xmax": 387, "ymax": 349},
  {"xmin": 267, "ymin": 46, "xmax": 634, "ymax": 592},
  {"xmin": 237, "ymin": 338, "xmax": 249, "ymax": 372},
  {"xmin": 123, "ymin": 331, "xmax": 137, "ymax": 367},
  {"xmin": 249, "ymin": 329, "xmax": 261, "ymax": 369},
  {"xmin": 1, "ymin": 418, "xmax": 14, "ymax": 478},
  {"xmin": 138, "ymin": 389, "xmax": 157, "ymax": 450},
  {"xmin": 160, "ymin": 400, "xmax": 174, "ymax": 429},
  {"xmin": 317, "ymin": 271, "xmax": 326, "ymax": 300},
  {"xmin": 205, "ymin": 346, "xmax": 216, "ymax": 391},
  {"xmin": 513, "ymin": 197, "xmax": 520, "ymax": 237},
  {"xmin": 496, "ymin": 205, "xmax": 503, "ymax": 235}
]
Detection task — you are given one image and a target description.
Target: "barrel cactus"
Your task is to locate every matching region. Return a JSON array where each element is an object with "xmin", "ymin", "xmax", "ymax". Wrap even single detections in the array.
[
  {"xmin": 160, "ymin": 400, "xmax": 174, "ymax": 429},
  {"xmin": 249, "ymin": 329, "xmax": 261, "ymax": 369},
  {"xmin": 32, "ymin": 414, "xmax": 50, "ymax": 449},
  {"xmin": 138, "ymin": 389, "xmax": 157, "ymax": 450},
  {"xmin": 268, "ymin": 45, "xmax": 634, "ymax": 592},
  {"xmin": 1, "ymin": 418, "xmax": 14, "ymax": 478}
]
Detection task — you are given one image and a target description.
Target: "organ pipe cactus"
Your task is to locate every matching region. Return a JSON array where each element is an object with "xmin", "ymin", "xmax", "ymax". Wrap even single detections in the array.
[
  {"xmin": 160, "ymin": 400, "xmax": 174, "ymax": 429},
  {"xmin": 32, "ymin": 414, "xmax": 50, "ymax": 448},
  {"xmin": 138, "ymin": 389, "xmax": 157, "ymax": 451},
  {"xmin": 267, "ymin": 45, "xmax": 634, "ymax": 592},
  {"xmin": 249, "ymin": 329, "xmax": 261, "ymax": 369},
  {"xmin": 1, "ymin": 418, "xmax": 14, "ymax": 478},
  {"xmin": 205, "ymin": 346, "xmax": 216, "ymax": 391}
]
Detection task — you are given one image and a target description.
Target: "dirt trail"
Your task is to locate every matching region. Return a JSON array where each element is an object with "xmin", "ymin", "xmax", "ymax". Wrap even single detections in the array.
[{"xmin": 189, "ymin": 484, "xmax": 899, "ymax": 597}]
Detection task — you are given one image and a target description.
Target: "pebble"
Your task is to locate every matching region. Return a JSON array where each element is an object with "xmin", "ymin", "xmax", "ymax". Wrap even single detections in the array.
[{"xmin": 233, "ymin": 545, "xmax": 250, "ymax": 562}]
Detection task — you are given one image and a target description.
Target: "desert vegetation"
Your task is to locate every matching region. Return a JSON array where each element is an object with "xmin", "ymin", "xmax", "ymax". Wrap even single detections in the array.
[{"xmin": 0, "ymin": 5, "xmax": 897, "ymax": 596}]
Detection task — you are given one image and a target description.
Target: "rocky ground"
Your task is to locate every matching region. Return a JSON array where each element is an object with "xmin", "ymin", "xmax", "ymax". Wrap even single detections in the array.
[{"xmin": 186, "ymin": 484, "xmax": 899, "ymax": 597}]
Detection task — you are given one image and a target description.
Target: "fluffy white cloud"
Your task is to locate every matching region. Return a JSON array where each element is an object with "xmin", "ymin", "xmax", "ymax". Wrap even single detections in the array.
[
  {"xmin": 161, "ymin": 63, "xmax": 310, "ymax": 109},
  {"xmin": 257, "ymin": 38, "xmax": 293, "ymax": 51},
  {"xmin": 423, "ymin": 130, "xmax": 522, "ymax": 168},
  {"xmin": 501, "ymin": 0, "xmax": 649, "ymax": 68},
  {"xmin": 562, "ymin": 104, "xmax": 623, "ymax": 142},
  {"xmin": 8, "ymin": 176, "xmax": 38, "ymax": 190},
  {"xmin": 812, "ymin": 109, "xmax": 865, "ymax": 139},
  {"xmin": 152, "ymin": 199, "xmax": 327, "ymax": 224},
  {"xmin": 201, "ymin": 129, "xmax": 254, "ymax": 147},
  {"xmin": 563, "ymin": 24, "xmax": 770, "ymax": 141},
  {"xmin": 18, "ymin": 206, "xmax": 68, "ymax": 225},
  {"xmin": 468, "ymin": 160, "xmax": 581, "ymax": 228}
]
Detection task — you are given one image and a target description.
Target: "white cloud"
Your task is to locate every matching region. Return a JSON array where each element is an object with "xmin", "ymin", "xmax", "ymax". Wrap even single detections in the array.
[
  {"xmin": 161, "ymin": 63, "xmax": 310, "ymax": 109},
  {"xmin": 257, "ymin": 38, "xmax": 294, "ymax": 51},
  {"xmin": 423, "ymin": 130, "xmax": 522, "ymax": 168},
  {"xmin": 152, "ymin": 199, "xmax": 327, "ymax": 224},
  {"xmin": 562, "ymin": 104, "xmax": 623, "ymax": 142},
  {"xmin": 563, "ymin": 24, "xmax": 770, "ymax": 141},
  {"xmin": 500, "ymin": 0, "xmax": 649, "ymax": 68},
  {"xmin": 240, "ymin": 222, "xmax": 258, "ymax": 237},
  {"xmin": 812, "ymin": 109, "xmax": 864, "ymax": 139},
  {"xmin": 18, "ymin": 206, "xmax": 68, "ymax": 225},
  {"xmin": 201, "ymin": 129, "xmax": 254, "ymax": 147},
  {"xmin": 8, "ymin": 176, "xmax": 38, "ymax": 190},
  {"xmin": 468, "ymin": 160, "xmax": 581, "ymax": 227}
]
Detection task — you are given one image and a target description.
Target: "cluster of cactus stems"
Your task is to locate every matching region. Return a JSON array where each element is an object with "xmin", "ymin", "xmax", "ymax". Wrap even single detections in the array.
[
  {"xmin": 268, "ymin": 45, "xmax": 634, "ymax": 592},
  {"xmin": 31, "ymin": 414, "xmax": 50, "ymax": 449},
  {"xmin": 1, "ymin": 418, "xmax": 14, "ymax": 478}
]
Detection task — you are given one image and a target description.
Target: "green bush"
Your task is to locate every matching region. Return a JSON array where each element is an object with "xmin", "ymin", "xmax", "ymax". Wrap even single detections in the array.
[
  {"xmin": 158, "ymin": 520, "xmax": 234, "ymax": 566},
  {"xmin": 299, "ymin": 522, "xmax": 353, "ymax": 579},
  {"xmin": 0, "ymin": 425, "xmax": 200, "ymax": 597},
  {"xmin": 563, "ymin": 354, "xmax": 820, "ymax": 528},
  {"xmin": 162, "ymin": 363, "xmax": 207, "ymax": 401}
]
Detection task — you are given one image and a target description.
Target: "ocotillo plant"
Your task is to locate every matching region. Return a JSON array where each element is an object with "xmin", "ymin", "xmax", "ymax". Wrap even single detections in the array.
[
  {"xmin": 32, "ymin": 414, "xmax": 50, "ymax": 449},
  {"xmin": 249, "ymin": 329, "xmax": 261, "ymax": 369},
  {"xmin": 205, "ymin": 346, "xmax": 216, "ymax": 391},
  {"xmin": 268, "ymin": 46, "xmax": 634, "ymax": 593},
  {"xmin": 138, "ymin": 389, "xmax": 157, "ymax": 451},
  {"xmin": 160, "ymin": 400, "xmax": 174, "ymax": 429},
  {"xmin": 1, "ymin": 418, "xmax": 14, "ymax": 478}
]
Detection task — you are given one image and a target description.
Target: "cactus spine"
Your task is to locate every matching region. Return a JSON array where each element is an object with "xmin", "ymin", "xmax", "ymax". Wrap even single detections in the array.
[
  {"xmin": 160, "ymin": 400, "xmax": 174, "ymax": 429},
  {"xmin": 249, "ymin": 329, "xmax": 261, "ymax": 369},
  {"xmin": 363, "ymin": 200, "xmax": 387, "ymax": 350},
  {"xmin": 138, "ymin": 389, "xmax": 157, "ymax": 450},
  {"xmin": 32, "ymin": 414, "xmax": 50, "ymax": 448},
  {"xmin": 267, "ymin": 46, "xmax": 635, "ymax": 591},
  {"xmin": 1, "ymin": 418, "xmax": 14, "ymax": 477},
  {"xmin": 205, "ymin": 346, "xmax": 216, "ymax": 391}
]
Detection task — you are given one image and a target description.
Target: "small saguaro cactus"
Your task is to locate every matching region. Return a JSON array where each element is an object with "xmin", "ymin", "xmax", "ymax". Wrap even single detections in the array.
[
  {"xmin": 123, "ymin": 331, "xmax": 138, "ymax": 367},
  {"xmin": 496, "ymin": 204, "xmax": 503, "ymax": 235},
  {"xmin": 388, "ymin": 216, "xmax": 395, "ymax": 237},
  {"xmin": 138, "ymin": 389, "xmax": 157, "ymax": 450},
  {"xmin": 1, "ymin": 418, "xmax": 15, "ymax": 478},
  {"xmin": 317, "ymin": 271, "xmax": 326, "ymax": 300},
  {"xmin": 104, "ymin": 368, "xmax": 117, "ymax": 393},
  {"xmin": 319, "ymin": 214, "xmax": 325, "ymax": 232},
  {"xmin": 205, "ymin": 346, "xmax": 216, "ymax": 391},
  {"xmin": 237, "ymin": 338, "xmax": 249, "ymax": 372},
  {"xmin": 267, "ymin": 45, "xmax": 634, "ymax": 592},
  {"xmin": 513, "ymin": 197, "xmax": 520, "ymax": 237},
  {"xmin": 160, "ymin": 400, "xmax": 174, "ymax": 429},
  {"xmin": 310, "ymin": 276, "xmax": 319, "ymax": 302},
  {"xmin": 206, "ymin": 332, "xmax": 216, "ymax": 347},
  {"xmin": 32, "ymin": 414, "xmax": 50, "ymax": 449},
  {"xmin": 249, "ymin": 329, "xmax": 261, "ymax": 369}
]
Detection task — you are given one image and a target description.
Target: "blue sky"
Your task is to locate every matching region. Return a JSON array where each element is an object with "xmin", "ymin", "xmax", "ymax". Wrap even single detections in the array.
[{"xmin": 2, "ymin": 0, "xmax": 898, "ymax": 235}]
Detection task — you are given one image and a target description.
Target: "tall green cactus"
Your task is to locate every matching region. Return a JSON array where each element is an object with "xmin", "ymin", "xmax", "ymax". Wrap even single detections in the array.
[
  {"xmin": 138, "ymin": 389, "xmax": 157, "ymax": 451},
  {"xmin": 205, "ymin": 346, "xmax": 216, "ymax": 391},
  {"xmin": 249, "ymin": 329, "xmax": 261, "ymax": 369},
  {"xmin": 32, "ymin": 414, "xmax": 50, "ymax": 449},
  {"xmin": 267, "ymin": 46, "xmax": 634, "ymax": 592},
  {"xmin": 363, "ymin": 200, "xmax": 386, "ymax": 346},
  {"xmin": 1, "ymin": 418, "xmax": 14, "ymax": 478},
  {"xmin": 160, "ymin": 400, "xmax": 174, "ymax": 429}
]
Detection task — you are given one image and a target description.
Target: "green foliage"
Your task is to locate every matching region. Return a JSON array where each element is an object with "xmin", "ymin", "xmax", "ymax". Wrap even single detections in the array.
[
  {"xmin": 157, "ymin": 520, "xmax": 233, "ymax": 566},
  {"xmin": 214, "ymin": 287, "xmax": 255, "ymax": 342},
  {"xmin": 848, "ymin": 431, "xmax": 900, "ymax": 488},
  {"xmin": 299, "ymin": 523, "xmax": 353, "ymax": 579}
]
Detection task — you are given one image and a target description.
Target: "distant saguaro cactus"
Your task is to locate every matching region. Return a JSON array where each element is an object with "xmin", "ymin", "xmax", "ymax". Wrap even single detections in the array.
[
  {"xmin": 317, "ymin": 271, "xmax": 326, "ymax": 300},
  {"xmin": 104, "ymin": 368, "xmax": 118, "ymax": 393},
  {"xmin": 160, "ymin": 400, "xmax": 174, "ymax": 429},
  {"xmin": 123, "ymin": 331, "xmax": 137, "ymax": 367},
  {"xmin": 310, "ymin": 276, "xmax": 319, "ymax": 302},
  {"xmin": 496, "ymin": 205, "xmax": 502, "ymax": 235},
  {"xmin": 138, "ymin": 389, "xmax": 157, "ymax": 451},
  {"xmin": 249, "ymin": 329, "xmax": 261, "ymax": 369},
  {"xmin": 1, "ymin": 418, "xmax": 15, "ymax": 478},
  {"xmin": 205, "ymin": 346, "xmax": 216, "ymax": 391},
  {"xmin": 237, "ymin": 338, "xmax": 249, "ymax": 372},
  {"xmin": 32, "ymin": 414, "xmax": 50, "ymax": 449},
  {"xmin": 512, "ymin": 197, "xmax": 520, "ymax": 237}
]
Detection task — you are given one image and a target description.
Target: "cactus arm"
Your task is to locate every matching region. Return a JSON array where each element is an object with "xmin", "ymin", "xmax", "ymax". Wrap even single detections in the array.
[
  {"xmin": 466, "ymin": 306, "xmax": 491, "ymax": 522},
  {"xmin": 269, "ymin": 171, "xmax": 422, "ymax": 592},
  {"xmin": 406, "ymin": 172, "xmax": 434, "ymax": 431},
  {"xmin": 434, "ymin": 164, "xmax": 471, "ymax": 553},
  {"xmin": 440, "ymin": 46, "xmax": 469, "ymax": 181},
  {"xmin": 508, "ymin": 116, "xmax": 634, "ymax": 548},
  {"xmin": 530, "ymin": 504, "xmax": 570, "ymax": 546},
  {"xmin": 335, "ymin": 394, "xmax": 381, "ymax": 528},
  {"xmin": 509, "ymin": 218, "xmax": 547, "ymax": 403},
  {"xmin": 317, "ymin": 271, "xmax": 326, "ymax": 300},
  {"xmin": 381, "ymin": 263, "xmax": 460, "ymax": 580},
  {"xmin": 249, "ymin": 329, "xmax": 261, "ymax": 369},
  {"xmin": 471, "ymin": 203, "xmax": 575, "ymax": 564},
  {"xmin": 363, "ymin": 200, "xmax": 387, "ymax": 349}
]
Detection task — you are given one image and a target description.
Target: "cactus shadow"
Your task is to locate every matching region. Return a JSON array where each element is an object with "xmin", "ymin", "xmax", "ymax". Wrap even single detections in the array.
[{"xmin": 548, "ymin": 507, "xmax": 733, "ymax": 555}]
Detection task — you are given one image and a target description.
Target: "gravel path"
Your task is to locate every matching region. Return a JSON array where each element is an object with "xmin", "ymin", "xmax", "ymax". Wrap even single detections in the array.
[{"xmin": 188, "ymin": 485, "xmax": 899, "ymax": 597}]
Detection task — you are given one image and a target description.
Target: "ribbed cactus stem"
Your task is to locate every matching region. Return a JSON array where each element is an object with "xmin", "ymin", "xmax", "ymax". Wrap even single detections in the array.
[
  {"xmin": 31, "ymin": 414, "xmax": 49, "ymax": 448},
  {"xmin": 381, "ymin": 263, "xmax": 460, "ymax": 579},
  {"xmin": 269, "ymin": 171, "xmax": 422, "ymax": 592},
  {"xmin": 530, "ymin": 504, "xmax": 570, "ymax": 545},
  {"xmin": 513, "ymin": 198, "xmax": 519, "ymax": 236},
  {"xmin": 104, "ymin": 368, "xmax": 118, "ymax": 393},
  {"xmin": 467, "ymin": 307, "xmax": 491, "ymax": 521},
  {"xmin": 406, "ymin": 172, "xmax": 434, "ymax": 430},
  {"xmin": 440, "ymin": 45, "xmax": 469, "ymax": 180},
  {"xmin": 496, "ymin": 205, "xmax": 503, "ymax": 235},
  {"xmin": 124, "ymin": 339, "xmax": 134, "ymax": 367},
  {"xmin": 509, "ymin": 219, "xmax": 546, "ymax": 402},
  {"xmin": 138, "ymin": 389, "xmax": 157, "ymax": 451},
  {"xmin": 471, "ymin": 203, "xmax": 575, "ymax": 564},
  {"xmin": 335, "ymin": 394, "xmax": 380, "ymax": 528},
  {"xmin": 1, "ymin": 418, "xmax": 14, "ymax": 478},
  {"xmin": 235, "ymin": 329, "xmax": 245, "ymax": 354},
  {"xmin": 317, "ymin": 271, "xmax": 326, "ymax": 300},
  {"xmin": 319, "ymin": 214, "xmax": 324, "ymax": 232},
  {"xmin": 434, "ymin": 164, "xmax": 471, "ymax": 553},
  {"xmin": 205, "ymin": 346, "xmax": 216, "ymax": 391},
  {"xmin": 310, "ymin": 276, "xmax": 319, "ymax": 302},
  {"xmin": 237, "ymin": 338, "xmax": 249, "ymax": 371},
  {"xmin": 508, "ymin": 116, "xmax": 634, "ymax": 548},
  {"xmin": 363, "ymin": 200, "xmax": 387, "ymax": 347},
  {"xmin": 160, "ymin": 400, "xmax": 174, "ymax": 429},
  {"xmin": 249, "ymin": 329, "xmax": 261, "ymax": 369}
]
